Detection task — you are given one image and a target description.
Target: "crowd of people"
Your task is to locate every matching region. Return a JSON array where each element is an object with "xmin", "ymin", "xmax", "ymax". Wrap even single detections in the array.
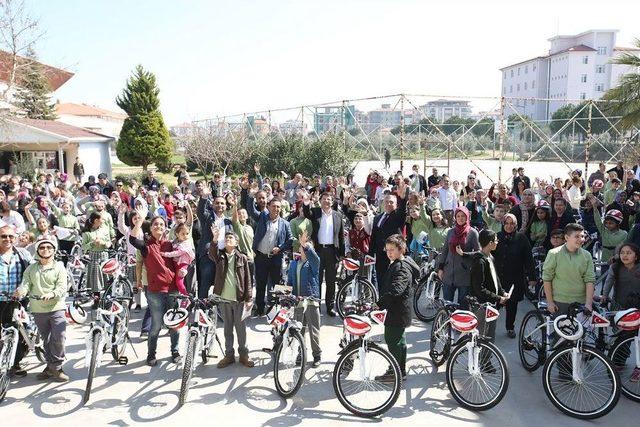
[{"xmin": 1, "ymin": 155, "xmax": 640, "ymax": 384}]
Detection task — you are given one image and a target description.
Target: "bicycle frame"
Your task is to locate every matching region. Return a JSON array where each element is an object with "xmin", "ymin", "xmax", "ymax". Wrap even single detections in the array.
[
  {"xmin": 339, "ymin": 307, "xmax": 387, "ymax": 380},
  {"xmin": 84, "ymin": 298, "xmax": 128, "ymax": 369},
  {"xmin": 450, "ymin": 304, "xmax": 500, "ymax": 375},
  {"xmin": 0, "ymin": 327, "xmax": 19, "ymax": 373}
]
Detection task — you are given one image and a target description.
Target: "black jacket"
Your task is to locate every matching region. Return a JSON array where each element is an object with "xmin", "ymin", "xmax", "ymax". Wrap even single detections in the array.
[
  {"xmin": 302, "ymin": 204, "xmax": 345, "ymax": 256},
  {"xmin": 369, "ymin": 197, "xmax": 408, "ymax": 256},
  {"xmin": 467, "ymin": 252, "xmax": 506, "ymax": 304},
  {"xmin": 377, "ymin": 257, "xmax": 420, "ymax": 327},
  {"xmin": 493, "ymin": 231, "xmax": 535, "ymax": 301},
  {"xmin": 510, "ymin": 203, "xmax": 536, "ymax": 231}
]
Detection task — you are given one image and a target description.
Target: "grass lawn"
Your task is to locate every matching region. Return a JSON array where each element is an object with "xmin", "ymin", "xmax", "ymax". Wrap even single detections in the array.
[{"xmin": 111, "ymin": 154, "xmax": 206, "ymax": 187}]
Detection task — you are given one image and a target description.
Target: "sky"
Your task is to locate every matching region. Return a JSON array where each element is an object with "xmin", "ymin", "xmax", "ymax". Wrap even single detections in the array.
[{"xmin": 28, "ymin": 0, "xmax": 640, "ymax": 125}]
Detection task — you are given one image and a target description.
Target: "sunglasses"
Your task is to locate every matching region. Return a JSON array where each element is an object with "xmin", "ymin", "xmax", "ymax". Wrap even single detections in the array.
[
  {"xmin": 37, "ymin": 246, "xmax": 54, "ymax": 251},
  {"xmin": 0, "ymin": 234, "xmax": 16, "ymax": 239}
]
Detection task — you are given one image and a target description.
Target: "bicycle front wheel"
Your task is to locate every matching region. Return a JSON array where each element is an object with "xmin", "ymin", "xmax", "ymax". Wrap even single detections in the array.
[
  {"xmin": 332, "ymin": 342, "xmax": 401, "ymax": 417},
  {"xmin": 336, "ymin": 278, "xmax": 378, "ymax": 319},
  {"xmin": 274, "ymin": 328, "xmax": 306, "ymax": 398},
  {"xmin": 609, "ymin": 335, "xmax": 640, "ymax": 402},
  {"xmin": 83, "ymin": 330, "xmax": 101, "ymax": 404},
  {"xmin": 413, "ymin": 272, "xmax": 442, "ymax": 322},
  {"xmin": 542, "ymin": 345, "xmax": 620, "ymax": 419},
  {"xmin": 0, "ymin": 333, "xmax": 17, "ymax": 402},
  {"xmin": 446, "ymin": 338, "xmax": 509, "ymax": 411},
  {"xmin": 518, "ymin": 310, "xmax": 546, "ymax": 372},
  {"xmin": 430, "ymin": 308, "xmax": 451, "ymax": 367},
  {"xmin": 179, "ymin": 332, "xmax": 198, "ymax": 406}
]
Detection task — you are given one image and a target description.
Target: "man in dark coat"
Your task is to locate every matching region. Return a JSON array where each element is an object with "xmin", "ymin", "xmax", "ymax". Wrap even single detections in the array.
[{"xmin": 493, "ymin": 214, "xmax": 536, "ymax": 338}]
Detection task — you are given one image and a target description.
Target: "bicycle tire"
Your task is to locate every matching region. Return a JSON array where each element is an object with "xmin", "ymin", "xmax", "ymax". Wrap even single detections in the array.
[
  {"xmin": 413, "ymin": 272, "xmax": 442, "ymax": 322},
  {"xmin": 0, "ymin": 333, "xmax": 17, "ymax": 402},
  {"xmin": 110, "ymin": 313, "xmax": 126, "ymax": 361},
  {"xmin": 608, "ymin": 335, "xmax": 640, "ymax": 402},
  {"xmin": 274, "ymin": 328, "xmax": 306, "ymax": 398},
  {"xmin": 430, "ymin": 308, "xmax": 451, "ymax": 367},
  {"xmin": 332, "ymin": 342, "xmax": 401, "ymax": 417},
  {"xmin": 542, "ymin": 345, "xmax": 620, "ymax": 419},
  {"xmin": 83, "ymin": 330, "xmax": 101, "ymax": 404},
  {"xmin": 518, "ymin": 309, "xmax": 546, "ymax": 372},
  {"xmin": 179, "ymin": 332, "xmax": 198, "ymax": 406},
  {"xmin": 336, "ymin": 278, "xmax": 378, "ymax": 319},
  {"xmin": 446, "ymin": 338, "xmax": 509, "ymax": 411}
]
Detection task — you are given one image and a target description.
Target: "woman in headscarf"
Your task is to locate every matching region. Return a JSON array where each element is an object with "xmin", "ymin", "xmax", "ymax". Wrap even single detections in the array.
[
  {"xmin": 437, "ymin": 206, "xmax": 480, "ymax": 307},
  {"xmin": 493, "ymin": 213, "xmax": 536, "ymax": 338}
]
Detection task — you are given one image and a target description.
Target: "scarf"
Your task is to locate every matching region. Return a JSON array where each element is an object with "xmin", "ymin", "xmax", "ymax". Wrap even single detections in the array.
[{"xmin": 449, "ymin": 206, "xmax": 470, "ymax": 252}]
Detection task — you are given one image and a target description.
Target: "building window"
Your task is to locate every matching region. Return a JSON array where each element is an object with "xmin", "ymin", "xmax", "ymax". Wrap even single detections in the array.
[
  {"xmin": 533, "ymin": 64, "xmax": 536, "ymax": 71},
  {"xmin": 596, "ymin": 65, "xmax": 605, "ymax": 73},
  {"xmin": 525, "ymin": 65, "xmax": 528, "ymax": 73},
  {"xmin": 517, "ymin": 83, "xmax": 520, "ymax": 91},
  {"xmin": 580, "ymin": 93, "xmax": 586, "ymax": 100},
  {"xmin": 532, "ymin": 80, "xmax": 536, "ymax": 89},
  {"xmin": 518, "ymin": 67, "xmax": 521, "ymax": 76},
  {"xmin": 596, "ymin": 83, "xmax": 604, "ymax": 92},
  {"xmin": 510, "ymin": 70, "xmax": 514, "ymax": 77},
  {"xmin": 597, "ymin": 46, "xmax": 607, "ymax": 55},
  {"xmin": 524, "ymin": 82, "xmax": 528, "ymax": 90},
  {"xmin": 580, "ymin": 74, "xmax": 587, "ymax": 83},
  {"xmin": 510, "ymin": 85, "xmax": 513, "ymax": 93},
  {"xmin": 582, "ymin": 56, "xmax": 589, "ymax": 64}
]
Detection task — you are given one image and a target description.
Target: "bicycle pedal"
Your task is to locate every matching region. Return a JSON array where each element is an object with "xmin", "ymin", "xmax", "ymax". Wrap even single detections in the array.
[{"xmin": 118, "ymin": 356, "xmax": 128, "ymax": 365}]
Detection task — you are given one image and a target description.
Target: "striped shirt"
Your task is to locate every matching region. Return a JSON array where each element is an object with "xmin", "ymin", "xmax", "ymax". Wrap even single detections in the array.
[{"xmin": 0, "ymin": 250, "xmax": 26, "ymax": 301}]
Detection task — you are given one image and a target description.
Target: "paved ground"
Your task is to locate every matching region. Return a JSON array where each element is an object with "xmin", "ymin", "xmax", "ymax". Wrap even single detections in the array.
[{"xmin": 2, "ymin": 300, "xmax": 637, "ymax": 427}]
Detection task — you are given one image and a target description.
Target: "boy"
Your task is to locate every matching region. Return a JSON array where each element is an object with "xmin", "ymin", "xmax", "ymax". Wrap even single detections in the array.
[
  {"xmin": 209, "ymin": 228, "xmax": 254, "ymax": 368},
  {"xmin": 482, "ymin": 203, "xmax": 506, "ymax": 233},
  {"xmin": 604, "ymin": 178, "xmax": 621, "ymax": 206},
  {"xmin": 287, "ymin": 231, "xmax": 322, "ymax": 367}
]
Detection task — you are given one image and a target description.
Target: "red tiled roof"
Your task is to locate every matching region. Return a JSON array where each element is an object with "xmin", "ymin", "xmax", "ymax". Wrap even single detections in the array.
[
  {"xmin": 55, "ymin": 102, "xmax": 126, "ymax": 119},
  {"xmin": 10, "ymin": 117, "xmax": 112, "ymax": 139},
  {"xmin": 0, "ymin": 50, "xmax": 74, "ymax": 91}
]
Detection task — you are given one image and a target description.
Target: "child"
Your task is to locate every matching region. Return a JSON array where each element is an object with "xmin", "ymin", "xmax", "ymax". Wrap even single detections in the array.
[
  {"xmin": 527, "ymin": 201, "xmax": 550, "ymax": 249},
  {"xmin": 548, "ymin": 228, "xmax": 565, "ymax": 250},
  {"xmin": 425, "ymin": 188, "xmax": 441, "ymax": 214},
  {"xmin": 604, "ymin": 178, "xmax": 621, "ymax": 206},
  {"xmin": 588, "ymin": 195, "xmax": 627, "ymax": 269},
  {"xmin": 209, "ymin": 228, "xmax": 254, "ymax": 368},
  {"xmin": 481, "ymin": 202, "xmax": 506, "ymax": 233},
  {"xmin": 287, "ymin": 231, "xmax": 322, "ymax": 367},
  {"xmin": 160, "ymin": 223, "xmax": 195, "ymax": 295}
]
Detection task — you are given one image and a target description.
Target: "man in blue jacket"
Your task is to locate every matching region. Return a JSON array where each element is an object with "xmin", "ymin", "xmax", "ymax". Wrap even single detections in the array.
[
  {"xmin": 288, "ymin": 231, "xmax": 321, "ymax": 367},
  {"xmin": 252, "ymin": 197, "xmax": 292, "ymax": 315}
]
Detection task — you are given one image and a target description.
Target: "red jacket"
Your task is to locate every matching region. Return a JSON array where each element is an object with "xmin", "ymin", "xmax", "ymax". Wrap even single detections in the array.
[{"xmin": 130, "ymin": 235, "xmax": 177, "ymax": 293}]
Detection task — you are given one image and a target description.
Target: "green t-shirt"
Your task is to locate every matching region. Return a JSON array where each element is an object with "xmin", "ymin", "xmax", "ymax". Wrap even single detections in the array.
[
  {"xmin": 18, "ymin": 261, "xmax": 67, "ymax": 313},
  {"xmin": 542, "ymin": 245, "xmax": 596, "ymax": 304},
  {"xmin": 221, "ymin": 254, "xmax": 237, "ymax": 301}
]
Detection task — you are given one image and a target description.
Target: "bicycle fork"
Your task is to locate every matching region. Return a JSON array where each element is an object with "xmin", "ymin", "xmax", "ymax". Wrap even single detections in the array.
[
  {"xmin": 358, "ymin": 340, "xmax": 367, "ymax": 380},
  {"xmin": 85, "ymin": 326, "xmax": 106, "ymax": 370},
  {"xmin": 466, "ymin": 334, "xmax": 481, "ymax": 376}
]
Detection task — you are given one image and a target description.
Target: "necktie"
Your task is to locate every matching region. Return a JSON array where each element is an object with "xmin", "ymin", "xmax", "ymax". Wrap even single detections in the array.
[{"xmin": 378, "ymin": 213, "xmax": 388, "ymax": 228}]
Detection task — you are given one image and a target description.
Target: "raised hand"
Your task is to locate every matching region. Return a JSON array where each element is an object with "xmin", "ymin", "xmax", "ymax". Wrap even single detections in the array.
[
  {"xmin": 254, "ymin": 163, "xmax": 261, "ymax": 174},
  {"xmin": 210, "ymin": 225, "xmax": 220, "ymax": 241}
]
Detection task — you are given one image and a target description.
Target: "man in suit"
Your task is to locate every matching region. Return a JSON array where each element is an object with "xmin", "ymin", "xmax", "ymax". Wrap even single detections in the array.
[
  {"xmin": 251, "ymin": 197, "xmax": 292, "ymax": 315},
  {"xmin": 197, "ymin": 189, "xmax": 233, "ymax": 298},
  {"xmin": 409, "ymin": 164, "xmax": 427, "ymax": 195},
  {"xmin": 427, "ymin": 168, "xmax": 441, "ymax": 189},
  {"xmin": 303, "ymin": 192, "xmax": 345, "ymax": 316},
  {"xmin": 369, "ymin": 180, "xmax": 408, "ymax": 292}
]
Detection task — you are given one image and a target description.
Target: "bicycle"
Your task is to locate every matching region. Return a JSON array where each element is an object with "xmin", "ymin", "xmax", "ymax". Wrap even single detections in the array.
[
  {"xmin": 0, "ymin": 293, "xmax": 45, "ymax": 403},
  {"xmin": 413, "ymin": 247, "xmax": 443, "ymax": 322},
  {"xmin": 332, "ymin": 300, "xmax": 400, "ymax": 418},
  {"xmin": 81, "ymin": 289, "xmax": 134, "ymax": 404},
  {"xmin": 519, "ymin": 301, "xmax": 621, "ymax": 419},
  {"xmin": 263, "ymin": 285, "xmax": 307, "ymax": 398},
  {"xmin": 164, "ymin": 293, "xmax": 223, "ymax": 406},
  {"xmin": 335, "ymin": 257, "xmax": 378, "ymax": 319},
  {"xmin": 430, "ymin": 295, "xmax": 509, "ymax": 410},
  {"xmin": 100, "ymin": 251, "xmax": 136, "ymax": 302}
]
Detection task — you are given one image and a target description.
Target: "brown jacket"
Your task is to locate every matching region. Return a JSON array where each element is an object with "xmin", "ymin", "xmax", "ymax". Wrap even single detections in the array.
[{"xmin": 208, "ymin": 246, "xmax": 252, "ymax": 302}]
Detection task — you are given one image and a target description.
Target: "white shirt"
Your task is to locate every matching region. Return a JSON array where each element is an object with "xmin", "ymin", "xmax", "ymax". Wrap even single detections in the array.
[
  {"xmin": 213, "ymin": 213, "xmax": 226, "ymax": 249},
  {"xmin": 438, "ymin": 187, "xmax": 458, "ymax": 210},
  {"xmin": 567, "ymin": 185, "xmax": 583, "ymax": 210},
  {"xmin": 318, "ymin": 209, "xmax": 334, "ymax": 245},
  {"xmin": 0, "ymin": 210, "xmax": 26, "ymax": 234},
  {"xmin": 488, "ymin": 256, "xmax": 499, "ymax": 293}
]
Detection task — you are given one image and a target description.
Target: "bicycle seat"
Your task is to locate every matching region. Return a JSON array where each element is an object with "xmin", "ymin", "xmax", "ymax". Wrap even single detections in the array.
[{"xmin": 344, "ymin": 314, "xmax": 371, "ymax": 336}]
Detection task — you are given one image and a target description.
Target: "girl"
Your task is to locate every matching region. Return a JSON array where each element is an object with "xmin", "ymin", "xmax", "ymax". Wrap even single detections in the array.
[
  {"xmin": 160, "ymin": 223, "xmax": 195, "ymax": 296},
  {"xmin": 82, "ymin": 212, "xmax": 112, "ymax": 294},
  {"xmin": 590, "ymin": 196, "xmax": 628, "ymax": 269},
  {"xmin": 602, "ymin": 243, "xmax": 640, "ymax": 310},
  {"xmin": 527, "ymin": 201, "xmax": 551, "ymax": 249}
]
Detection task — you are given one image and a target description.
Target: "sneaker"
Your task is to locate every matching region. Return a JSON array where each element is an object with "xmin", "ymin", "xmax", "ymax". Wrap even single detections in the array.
[
  {"xmin": 217, "ymin": 355, "xmax": 235, "ymax": 368},
  {"xmin": 326, "ymin": 309, "xmax": 337, "ymax": 317},
  {"xmin": 146, "ymin": 356, "xmax": 158, "ymax": 367},
  {"xmin": 507, "ymin": 330, "xmax": 516, "ymax": 339},
  {"xmin": 36, "ymin": 367, "xmax": 52, "ymax": 380},
  {"xmin": 171, "ymin": 352, "xmax": 182, "ymax": 364},
  {"xmin": 239, "ymin": 355, "xmax": 255, "ymax": 368},
  {"xmin": 311, "ymin": 358, "xmax": 321, "ymax": 368},
  {"xmin": 630, "ymin": 367, "xmax": 640, "ymax": 383},
  {"xmin": 374, "ymin": 369, "xmax": 396, "ymax": 383},
  {"xmin": 9, "ymin": 365, "xmax": 27, "ymax": 377},
  {"xmin": 50, "ymin": 369, "xmax": 69, "ymax": 382}
]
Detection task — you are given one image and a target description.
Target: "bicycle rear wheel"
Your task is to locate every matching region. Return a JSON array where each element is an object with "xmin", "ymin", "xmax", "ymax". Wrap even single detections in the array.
[
  {"xmin": 274, "ymin": 329, "xmax": 306, "ymax": 398},
  {"xmin": 336, "ymin": 278, "xmax": 377, "ymax": 319},
  {"xmin": 430, "ymin": 308, "xmax": 451, "ymax": 367},
  {"xmin": 542, "ymin": 345, "xmax": 620, "ymax": 419},
  {"xmin": 332, "ymin": 342, "xmax": 401, "ymax": 417},
  {"xmin": 0, "ymin": 333, "xmax": 17, "ymax": 402},
  {"xmin": 413, "ymin": 272, "xmax": 442, "ymax": 322},
  {"xmin": 179, "ymin": 332, "xmax": 198, "ymax": 406},
  {"xmin": 83, "ymin": 330, "xmax": 101, "ymax": 404},
  {"xmin": 446, "ymin": 338, "xmax": 509, "ymax": 411},
  {"xmin": 518, "ymin": 310, "xmax": 546, "ymax": 372},
  {"xmin": 609, "ymin": 335, "xmax": 640, "ymax": 402}
]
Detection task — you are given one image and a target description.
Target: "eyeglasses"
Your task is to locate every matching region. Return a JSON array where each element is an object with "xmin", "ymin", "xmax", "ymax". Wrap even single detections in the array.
[
  {"xmin": 37, "ymin": 246, "xmax": 54, "ymax": 251},
  {"xmin": 0, "ymin": 234, "xmax": 16, "ymax": 239}
]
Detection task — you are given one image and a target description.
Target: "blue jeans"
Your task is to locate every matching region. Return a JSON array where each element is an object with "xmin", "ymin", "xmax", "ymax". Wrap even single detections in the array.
[
  {"xmin": 146, "ymin": 291, "xmax": 180, "ymax": 358},
  {"xmin": 198, "ymin": 254, "xmax": 216, "ymax": 299},
  {"xmin": 443, "ymin": 283, "xmax": 470, "ymax": 309},
  {"xmin": 141, "ymin": 290, "xmax": 151, "ymax": 334}
]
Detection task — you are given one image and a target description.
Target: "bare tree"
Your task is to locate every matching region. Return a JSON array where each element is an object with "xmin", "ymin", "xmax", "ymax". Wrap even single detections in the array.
[
  {"xmin": 185, "ymin": 125, "xmax": 252, "ymax": 178},
  {"xmin": 0, "ymin": 0, "xmax": 43, "ymax": 103}
]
